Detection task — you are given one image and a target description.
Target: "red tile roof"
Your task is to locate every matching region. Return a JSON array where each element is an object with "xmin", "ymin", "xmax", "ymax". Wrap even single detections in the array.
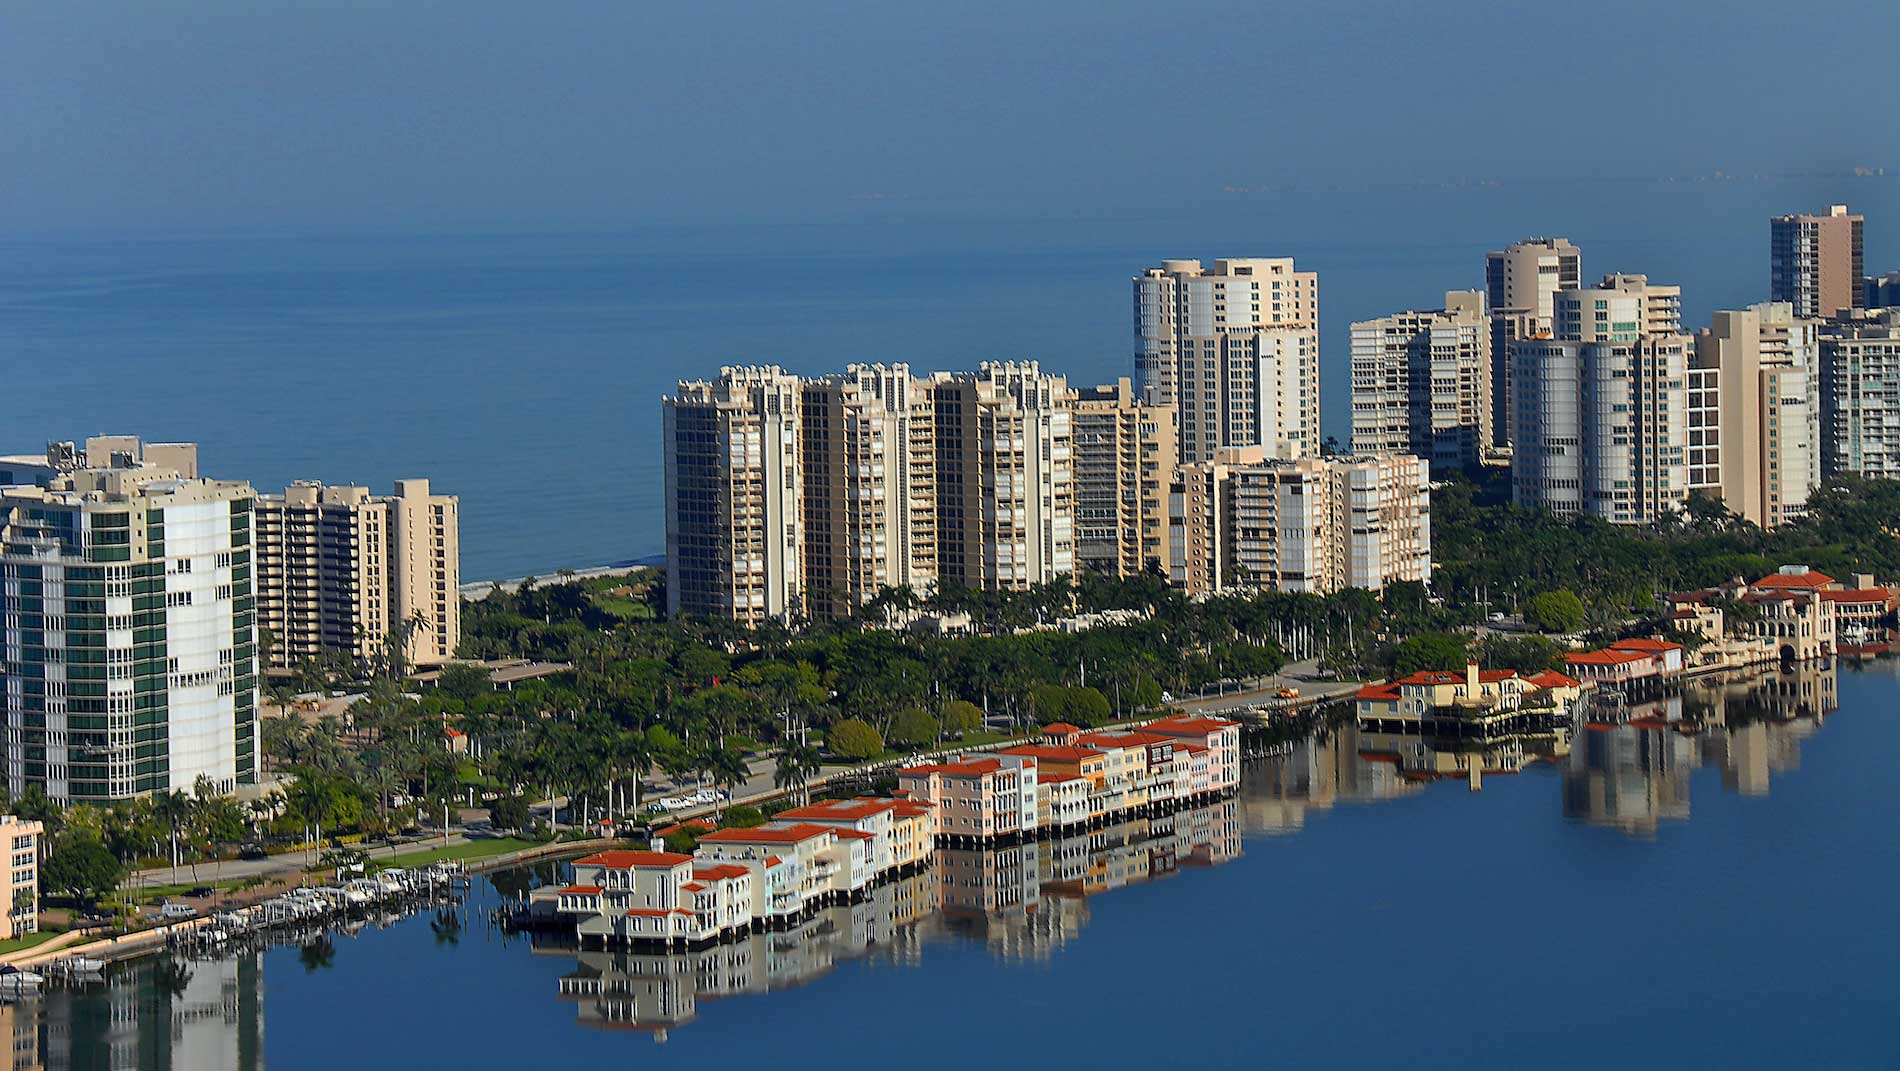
[
  {"xmin": 575, "ymin": 850, "xmax": 693, "ymax": 869},
  {"xmin": 693, "ymin": 864, "xmax": 751, "ymax": 881},
  {"xmin": 1821, "ymin": 588, "xmax": 1893, "ymax": 603},
  {"xmin": 1355, "ymin": 683, "xmax": 1403, "ymax": 700},
  {"xmin": 1040, "ymin": 722, "xmax": 1082, "ymax": 734},
  {"xmin": 1397, "ymin": 669, "xmax": 1519, "ymax": 685},
  {"xmin": 1566, "ymin": 649, "xmax": 1653, "ymax": 665},
  {"xmin": 1753, "ymin": 569, "xmax": 1836, "ymax": 590},
  {"xmin": 1076, "ymin": 730, "xmax": 1172, "ymax": 748},
  {"xmin": 557, "ymin": 884, "xmax": 602, "ymax": 895},
  {"xmin": 698, "ymin": 823, "xmax": 835, "ymax": 845},
  {"xmin": 1526, "ymin": 670, "xmax": 1582, "ymax": 688},
  {"xmin": 774, "ymin": 799, "xmax": 896, "ymax": 821},
  {"xmin": 1037, "ymin": 772, "xmax": 1084, "ymax": 784},
  {"xmin": 1145, "ymin": 714, "xmax": 1239, "ymax": 732},
  {"xmin": 998, "ymin": 744, "xmax": 1104, "ymax": 762},
  {"xmin": 1608, "ymin": 637, "xmax": 1683, "ymax": 653},
  {"xmin": 680, "ymin": 882, "xmax": 706, "ymax": 892}
]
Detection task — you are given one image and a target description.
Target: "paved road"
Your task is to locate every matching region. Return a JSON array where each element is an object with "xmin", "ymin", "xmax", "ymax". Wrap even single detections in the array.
[
  {"xmin": 1165, "ymin": 658, "xmax": 1366, "ymax": 716},
  {"xmin": 132, "ymin": 828, "xmax": 487, "ymax": 888}
]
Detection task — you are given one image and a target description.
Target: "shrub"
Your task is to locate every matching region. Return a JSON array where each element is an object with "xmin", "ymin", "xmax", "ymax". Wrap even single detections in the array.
[
  {"xmin": 888, "ymin": 708, "xmax": 940, "ymax": 749},
  {"xmin": 1524, "ymin": 589, "xmax": 1587, "ymax": 634},
  {"xmin": 828, "ymin": 718, "xmax": 885, "ymax": 762},
  {"xmin": 941, "ymin": 700, "xmax": 984, "ymax": 735}
]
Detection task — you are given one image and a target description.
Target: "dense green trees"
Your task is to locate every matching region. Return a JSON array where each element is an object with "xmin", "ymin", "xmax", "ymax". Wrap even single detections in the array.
[
  {"xmin": 42, "ymin": 835, "xmax": 124, "ymax": 904},
  {"xmin": 1392, "ymin": 633, "xmax": 1469, "ymax": 676},
  {"xmin": 1523, "ymin": 590, "xmax": 1587, "ymax": 633}
]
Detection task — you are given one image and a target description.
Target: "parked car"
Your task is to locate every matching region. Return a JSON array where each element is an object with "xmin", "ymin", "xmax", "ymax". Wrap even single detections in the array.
[
  {"xmin": 159, "ymin": 902, "xmax": 198, "ymax": 920},
  {"xmin": 237, "ymin": 842, "xmax": 268, "ymax": 861},
  {"xmin": 1276, "ymin": 687, "xmax": 1302, "ymax": 699}
]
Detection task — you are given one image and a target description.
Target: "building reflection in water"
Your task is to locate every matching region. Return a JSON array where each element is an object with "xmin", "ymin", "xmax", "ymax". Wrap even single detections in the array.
[
  {"xmin": 539, "ymin": 799, "xmax": 1245, "ymax": 1039},
  {"xmin": 1562, "ymin": 663, "xmax": 1838, "ymax": 834},
  {"xmin": 536, "ymin": 665, "xmax": 1848, "ymax": 1038},
  {"xmin": 14, "ymin": 951, "xmax": 264, "ymax": 1071}
]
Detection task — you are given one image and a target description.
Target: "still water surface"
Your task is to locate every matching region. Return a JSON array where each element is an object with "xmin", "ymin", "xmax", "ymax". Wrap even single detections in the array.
[{"xmin": 22, "ymin": 660, "xmax": 1897, "ymax": 1069}]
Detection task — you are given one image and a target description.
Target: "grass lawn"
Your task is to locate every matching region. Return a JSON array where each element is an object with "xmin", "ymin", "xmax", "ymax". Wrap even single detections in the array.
[
  {"xmin": 0, "ymin": 928, "xmax": 68, "ymax": 955},
  {"xmin": 375, "ymin": 836, "xmax": 539, "ymax": 870}
]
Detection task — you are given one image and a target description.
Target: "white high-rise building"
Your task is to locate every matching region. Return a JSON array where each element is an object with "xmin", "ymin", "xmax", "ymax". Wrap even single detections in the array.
[
  {"xmin": 1821, "ymin": 309, "xmax": 1900, "ymax": 479},
  {"xmin": 1349, "ymin": 290, "xmax": 1492, "ymax": 467},
  {"xmin": 1512, "ymin": 274, "xmax": 1691, "ymax": 524},
  {"xmin": 1170, "ymin": 448, "xmax": 1430, "ymax": 596},
  {"xmin": 1134, "ymin": 258, "xmax": 1320, "ymax": 463},
  {"xmin": 1486, "ymin": 238, "xmax": 1582, "ymax": 448},
  {"xmin": 0, "ymin": 438, "xmax": 258, "ymax": 802}
]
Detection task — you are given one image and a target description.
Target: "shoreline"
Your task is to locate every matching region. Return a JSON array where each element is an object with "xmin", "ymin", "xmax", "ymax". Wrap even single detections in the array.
[{"xmin": 458, "ymin": 557, "xmax": 662, "ymax": 599}]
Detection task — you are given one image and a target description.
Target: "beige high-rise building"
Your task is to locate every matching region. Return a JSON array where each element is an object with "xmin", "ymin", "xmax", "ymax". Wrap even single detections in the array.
[
  {"xmin": 1170, "ymin": 448, "xmax": 1430, "ymax": 596},
  {"xmin": 254, "ymin": 478, "xmax": 460, "ymax": 671},
  {"xmin": 1772, "ymin": 204, "xmax": 1864, "ymax": 319},
  {"xmin": 1349, "ymin": 290, "xmax": 1491, "ymax": 467},
  {"xmin": 929, "ymin": 361, "xmax": 1075, "ymax": 591},
  {"xmin": 664, "ymin": 366, "xmax": 806, "ymax": 625},
  {"xmin": 0, "ymin": 438, "xmax": 259, "ymax": 802},
  {"xmin": 1820, "ymin": 309, "xmax": 1900, "ymax": 478},
  {"xmin": 1513, "ymin": 274, "xmax": 1691, "ymax": 524},
  {"xmin": 1072, "ymin": 378, "xmax": 1175, "ymax": 578},
  {"xmin": 1689, "ymin": 303, "xmax": 1823, "ymax": 527},
  {"xmin": 1134, "ymin": 258, "xmax": 1320, "ymax": 463},
  {"xmin": 1486, "ymin": 238, "xmax": 1582, "ymax": 448},
  {"xmin": 800, "ymin": 364, "xmax": 939, "ymax": 618}
]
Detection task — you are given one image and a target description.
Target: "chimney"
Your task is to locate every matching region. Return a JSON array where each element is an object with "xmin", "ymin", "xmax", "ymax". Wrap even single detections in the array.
[
  {"xmin": 1853, "ymin": 573, "xmax": 1874, "ymax": 591},
  {"xmin": 1465, "ymin": 661, "xmax": 1480, "ymax": 692}
]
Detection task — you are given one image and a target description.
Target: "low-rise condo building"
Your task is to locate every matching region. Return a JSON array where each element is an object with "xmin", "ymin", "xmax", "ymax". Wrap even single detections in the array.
[{"xmin": 1, "ymin": 814, "xmax": 42, "ymax": 940}]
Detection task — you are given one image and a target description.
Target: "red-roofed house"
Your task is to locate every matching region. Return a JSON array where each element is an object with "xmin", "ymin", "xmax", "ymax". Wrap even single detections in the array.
[
  {"xmin": 697, "ymin": 823, "xmax": 843, "ymax": 912},
  {"xmin": 1608, "ymin": 637, "xmax": 1686, "ymax": 674},
  {"xmin": 1142, "ymin": 713, "xmax": 1243, "ymax": 792},
  {"xmin": 897, "ymin": 758, "xmax": 1028, "ymax": 843},
  {"xmin": 1565, "ymin": 647, "xmax": 1664, "ymax": 684}
]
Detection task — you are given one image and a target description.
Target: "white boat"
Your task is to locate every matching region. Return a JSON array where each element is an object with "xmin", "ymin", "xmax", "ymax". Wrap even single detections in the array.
[
  {"xmin": 343, "ymin": 878, "xmax": 383, "ymax": 905},
  {"xmin": 0, "ymin": 969, "xmax": 43, "ymax": 995}
]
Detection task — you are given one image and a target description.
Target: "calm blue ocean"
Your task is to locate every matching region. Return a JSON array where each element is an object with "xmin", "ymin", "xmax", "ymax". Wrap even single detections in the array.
[{"xmin": 6, "ymin": 179, "xmax": 1896, "ymax": 580}]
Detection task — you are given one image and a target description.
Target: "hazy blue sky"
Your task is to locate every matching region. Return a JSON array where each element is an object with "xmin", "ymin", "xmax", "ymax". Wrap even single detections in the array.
[{"xmin": 4, "ymin": 0, "xmax": 1896, "ymax": 234}]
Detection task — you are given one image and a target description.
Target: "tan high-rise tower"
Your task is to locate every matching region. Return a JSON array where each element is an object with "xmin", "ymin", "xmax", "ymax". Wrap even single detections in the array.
[
  {"xmin": 800, "ymin": 364, "xmax": 939, "ymax": 617},
  {"xmin": 664, "ymin": 366, "xmax": 806, "ymax": 624},
  {"xmin": 1772, "ymin": 204, "xmax": 1864, "ymax": 318},
  {"xmin": 1689, "ymin": 303, "xmax": 1822, "ymax": 528},
  {"xmin": 929, "ymin": 362, "xmax": 1075, "ymax": 591},
  {"xmin": 254, "ymin": 478, "xmax": 461, "ymax": 671},
  {"xmin": 1072, "ymin": 378, "xmax": 1175, "ymax": 578}
]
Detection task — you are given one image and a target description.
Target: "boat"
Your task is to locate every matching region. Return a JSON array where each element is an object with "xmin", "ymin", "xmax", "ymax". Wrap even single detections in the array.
[
  {"xmin": 0, "ymin": 968, "xmax": 44, "ymax": 996},
  {"xmin": 343, "ymin": 878, "xmax": 383, "ymax": 905}
]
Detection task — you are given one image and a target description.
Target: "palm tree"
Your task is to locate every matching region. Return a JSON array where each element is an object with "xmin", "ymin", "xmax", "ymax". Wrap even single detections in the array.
[
  {"xmin": 774, "ymin": 742, "xmax": 821, "ymax": 807},
  {"xmin": 153, "ymin": 789, "xmax": 192, "ymax": 872},
  {"xmin": 706, "ymin": 747, "xmax": 749, "ymax": 817}
]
